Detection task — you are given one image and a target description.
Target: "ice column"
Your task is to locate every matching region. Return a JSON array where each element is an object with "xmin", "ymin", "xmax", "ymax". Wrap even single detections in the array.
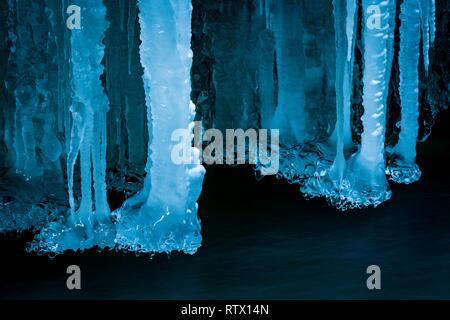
[
  {"xmin": 30, "ymin": 0, "xmax": 113, "ymax": 253},
  {"xmin": 114, "ymin": 0, "xmax": 205, "ymax": 254},
  {"xmin": 419, "ymin": 0, "xmax": 436, "ymax": 73},
  {"xmin": 343, "ymin": 0, "xmax": 395, "ymax": 208},
  {"xmin": 388, "ymin": 0, "xmax": 436, "ymax": 184},
  {"xmin": 68, "ymin": 0, "xmax": 110, "ymax": 228},
  {"xmin": 272, "ymin": 0, "xmax": 306, "ymax": 143}
]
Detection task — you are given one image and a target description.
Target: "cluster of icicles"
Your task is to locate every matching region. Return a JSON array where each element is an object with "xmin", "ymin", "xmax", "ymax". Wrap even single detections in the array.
[
  {"xmin": 1, "ymin": 0, "xmax": 203, "ymax": 255},
  {"xmin": 0, "ymin": 0, "xmax": 438, "ymax": 256},
  {"xmin": 264, "ymin": 0, "xmax": 437, "ymax": 210}
]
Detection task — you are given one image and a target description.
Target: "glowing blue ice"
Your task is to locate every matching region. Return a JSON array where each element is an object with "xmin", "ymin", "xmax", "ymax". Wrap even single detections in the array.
[
  {"xmin": 113, "ymin": 0, "xmax": 205, "ymax": 255},
  {"xmin": 0, "ymin": 0, "xmax": 444, "ymax": 256}
]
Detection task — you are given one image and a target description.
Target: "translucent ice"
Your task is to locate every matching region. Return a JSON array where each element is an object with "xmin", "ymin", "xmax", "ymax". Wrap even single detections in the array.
[
  {"xmin": 387, "ymin": 0, "xmax": 436, "ymax": 184},
  {"xmin": 30, "ymin": 0, "xmax": 114, "ymax": 254},
  {"xmin": 114, "ymin": 0, "xmax": 205, "ymax": 255}
]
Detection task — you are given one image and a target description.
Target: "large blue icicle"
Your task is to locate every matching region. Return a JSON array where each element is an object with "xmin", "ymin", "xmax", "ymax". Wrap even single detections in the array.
[
  {"xmin": 340, "ymin": 0, "xmax": 395, "ymax": 208},
  {"xmin": 388, "ymin": 0, "xmax": 436, "ymax": 184},
  {"xmin": 114, "ymin": 0, "xmax": 205, "ymax": 255},
  {"xmin": 30, "ymin": 0, "xmax": 113, "ymax": 254}
]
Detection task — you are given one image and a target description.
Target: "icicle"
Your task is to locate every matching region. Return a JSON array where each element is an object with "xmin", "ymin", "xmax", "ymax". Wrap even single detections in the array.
[
  {"xmin": 114, "ymin": 0, "xmax": 205, "ymax": 254},
  {"xmin": 64, "ymin": 0, "xmax": 72, "ymax": 157},
  {"xmin": 330, "ymin": 0, "xmax": 357, "ymax": 149},
  {"xmin": 272, "ymin": 0, "xmax": 306, "ymax": 143},
  {"xmin": 74, "ymin": 0, "xmax": 110, "ymax": 225},
  {"xmin": 30, "ymin": 0, "xmax": 113, "ymax": 254},
  {"xmin": 329, "ymin": 0, "xmax": 349, "ymax": 184},
  {"xmin": 388, "ymin": 0, "xmax": 422, "ymax": 184},
  {"xmin": 419, "ymin": 0, "xmax": 436, "ymax": 73},
  {"xmin": 430, "ymin": 0, "xmax": 436, "ymax": 44},
  {"xmin": 342, "ymin": 0, "xmax": 395, "ymax": 208}
]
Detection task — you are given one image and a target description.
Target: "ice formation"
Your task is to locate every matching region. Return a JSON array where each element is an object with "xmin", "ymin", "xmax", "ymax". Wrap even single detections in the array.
[
  {"xmin": 387, "ymin": 0, "xmax": 436, "ymax": 184},
  {"xmin": 0, "ymin": 0, "xmax": 447, "ymax": 255},
  {"xmin": 29, "ymin": 0, "xmax": 114, "ymax": 253},
  {"xmin": 113, "ymin": 0, "xmax": 205, "ymax": 254}
]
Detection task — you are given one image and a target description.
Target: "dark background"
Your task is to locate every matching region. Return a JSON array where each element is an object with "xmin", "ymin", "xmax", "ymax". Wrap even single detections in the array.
[{"xmin": 0, "ymin": 108, "xmax": 449, "ymax": 299}]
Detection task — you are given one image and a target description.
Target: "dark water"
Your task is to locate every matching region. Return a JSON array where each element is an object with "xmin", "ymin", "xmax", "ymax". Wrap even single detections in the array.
[{"xmin": 1, "ymin": 113, "xmax": 450, "ymax": 300}]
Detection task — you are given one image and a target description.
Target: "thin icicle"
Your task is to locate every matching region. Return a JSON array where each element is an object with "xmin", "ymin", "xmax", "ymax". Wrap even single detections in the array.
[
  {"xmin": 340, "ymin": 0, "xmax": 395, "ymax": 209},
  {"xmin": 30, "ymin": 0, "xmax": 113, "ymax": 254},
  {"xmin": 430, "ymin": 0, "xmax": 436, "ymax": 44},
  {"xmin": 330, "ymin": 0, "xmax": 357, "ymax": 149},
  {"xmin": 330, "ymin": 0, "xmax": 348, "ymax": 184},
  {"xmin": 388, "ymin": 0, "xmax": 422, "ymax": 184},
  {"xmin": 419, "ymin": 0, "xmax": 436, "ymax": 74}
]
